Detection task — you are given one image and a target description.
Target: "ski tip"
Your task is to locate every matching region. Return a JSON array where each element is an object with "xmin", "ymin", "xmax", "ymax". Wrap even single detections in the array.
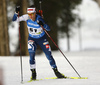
[
  {"xmin": 81, "ymin": 77, "xmax": 88, "ymax": 79},
  {"xmin": 69, "ymin": 77, "xmax": 88, "ymax": 79}
]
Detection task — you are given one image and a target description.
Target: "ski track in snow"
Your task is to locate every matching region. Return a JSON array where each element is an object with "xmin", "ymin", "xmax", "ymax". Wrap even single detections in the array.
[{"xmin": 0, "ymin": 51, "xmax": 100, "ymax": 85}]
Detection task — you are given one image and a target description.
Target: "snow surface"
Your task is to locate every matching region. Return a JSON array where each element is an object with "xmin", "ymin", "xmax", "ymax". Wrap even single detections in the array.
[{"xmin": 0, "ymin": 51, "xmax": 100, "ymax": 85}]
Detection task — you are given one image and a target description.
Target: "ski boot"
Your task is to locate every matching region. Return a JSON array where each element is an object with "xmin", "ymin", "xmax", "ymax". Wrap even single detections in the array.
[
  {"xmin": 31, "ymin": 69, "xmax": 37, "ymax": 80},
  {"xmin": 53, "ymin": 68, "xmax": 66, "ymax": 78}
]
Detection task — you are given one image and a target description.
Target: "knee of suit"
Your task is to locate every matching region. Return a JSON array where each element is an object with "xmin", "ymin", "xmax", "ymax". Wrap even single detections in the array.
[{"xmin": 28, "ymin": 41, "xmax": 37, "ymax": 52}]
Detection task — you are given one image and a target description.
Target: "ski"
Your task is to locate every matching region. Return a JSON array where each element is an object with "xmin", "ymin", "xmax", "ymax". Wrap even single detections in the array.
[
  {"xmin": 45, "ymin": 76, "xmax": 88, "ymax": 79},
  {"xmin": 27, "ymin": 76, "xmax": 88, "ymax": 83}
]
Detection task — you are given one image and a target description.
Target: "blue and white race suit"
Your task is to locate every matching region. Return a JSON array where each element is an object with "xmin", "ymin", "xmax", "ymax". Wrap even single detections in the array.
[{"xmin": 12, "ymin": 13, "xmax": 57, "ymax": 69}]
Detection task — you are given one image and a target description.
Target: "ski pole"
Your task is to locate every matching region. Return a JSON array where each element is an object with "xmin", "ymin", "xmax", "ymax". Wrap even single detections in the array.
[
  {"xmin": 39, "ymin": 0, "xmax": 43, "ymax": 18},
  {"xmin": 39, "ymin": 0, "xmax": 81, "ymax": 78},
  {"xmin": 18, "ymin": 12, "xmax": 23, "ymax": 83},
  {"xmin": 39, "ymin": 0, "xmax": 42, "ymax": 10},
  {"xmin": 41, "ymin": 26, "xmax": 81, "ymax": 78}
]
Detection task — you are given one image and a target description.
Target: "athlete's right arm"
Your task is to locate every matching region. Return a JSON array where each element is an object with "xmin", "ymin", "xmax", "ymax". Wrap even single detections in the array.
[
  {"xmin": 12, "ymin": 6, "xmax": 29, "ymax": 22},
  {"xmin": 12, "ymin": 13, "xmax": 29, "ymax": 22},
  {"xmin": 12, "ymin": 6, "xmax": 20, "ymax": 21}
]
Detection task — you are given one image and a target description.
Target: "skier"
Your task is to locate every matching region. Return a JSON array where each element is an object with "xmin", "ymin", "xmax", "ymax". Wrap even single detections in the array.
[{"xmin": 12, "ymin": 5, "xmax": 66, "ymax": 80}]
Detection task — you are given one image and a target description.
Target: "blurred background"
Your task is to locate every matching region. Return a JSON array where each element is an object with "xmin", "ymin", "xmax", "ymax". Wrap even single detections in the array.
[{"xmin": 0, "ymin": 0, "xmax": 100, "ymax": 56}]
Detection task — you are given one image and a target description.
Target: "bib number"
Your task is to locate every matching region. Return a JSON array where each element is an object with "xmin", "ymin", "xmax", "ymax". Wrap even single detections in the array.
[
  {"xmin": 30, "ymin": 28, "xmax": 37, "ymax": 33},
  {"xmin": 29, "ymin": 27, "xmax": 43, "ymax": 35}
]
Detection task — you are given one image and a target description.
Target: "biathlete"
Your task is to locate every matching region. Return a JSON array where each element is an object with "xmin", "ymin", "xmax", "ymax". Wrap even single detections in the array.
[{"xmin": 12, "ymin": 5, "xmax": 66, "ymax": 80}]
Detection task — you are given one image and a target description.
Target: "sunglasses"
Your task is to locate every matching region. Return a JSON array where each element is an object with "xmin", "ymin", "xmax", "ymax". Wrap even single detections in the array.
[{"xmin": 28, "ymin": 13, "xmax": 35, "ymax": 16}]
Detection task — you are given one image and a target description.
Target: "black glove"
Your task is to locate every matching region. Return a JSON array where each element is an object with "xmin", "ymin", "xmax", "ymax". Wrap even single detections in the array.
[
  {"xmin": 37, "ymin": 20, "xmax": 44, "ymax": 26},
  {"xmin": 15, "ymin": 6, "xmax": 20, "ymax": 13}
]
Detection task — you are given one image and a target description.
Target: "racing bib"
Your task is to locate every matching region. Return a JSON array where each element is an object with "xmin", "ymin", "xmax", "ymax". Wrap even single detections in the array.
[{"xmin": 28, "ymin": 27, "xmax": 43, "ymax": 35}]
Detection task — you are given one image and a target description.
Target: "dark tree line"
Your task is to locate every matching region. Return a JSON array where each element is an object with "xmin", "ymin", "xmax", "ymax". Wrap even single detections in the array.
[
  {"xmin": 0, "ymin": 0, "xmax": 9, "ymax": 56},
  {"xmin": 8, "ymin": 0, "xmax": 82, "ymax": 55},
  {"xmin": 1, "ymin": 0, "xmax": 99, "ymax": 55}
]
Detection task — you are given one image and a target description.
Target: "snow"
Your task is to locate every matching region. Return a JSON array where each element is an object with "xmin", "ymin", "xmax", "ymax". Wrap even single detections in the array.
[{"xmin": 0, "ymin": 51, "xmax": 100, "ymax": 85}]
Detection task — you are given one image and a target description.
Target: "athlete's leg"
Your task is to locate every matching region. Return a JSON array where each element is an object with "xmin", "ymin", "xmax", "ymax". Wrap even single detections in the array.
[
  {"xmin": 28, "ymin": 37, "xmax": 37, "ymax": 69},
  {"xmin": 37, "ymin": 35, "xmax": 66, "ymax": 78},
  {"xmin": 28, "ymin": 37, "xmax": 37, "ymax": 80},
  {"xmin": 37, "ymin": 35, "xmax": 57, "ymax": 68}
]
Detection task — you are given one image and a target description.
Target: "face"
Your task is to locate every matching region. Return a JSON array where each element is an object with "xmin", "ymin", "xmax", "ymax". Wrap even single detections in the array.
[{"xmin": 28, "ymin": 12, "xmax": 36, "ymax": 21}]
